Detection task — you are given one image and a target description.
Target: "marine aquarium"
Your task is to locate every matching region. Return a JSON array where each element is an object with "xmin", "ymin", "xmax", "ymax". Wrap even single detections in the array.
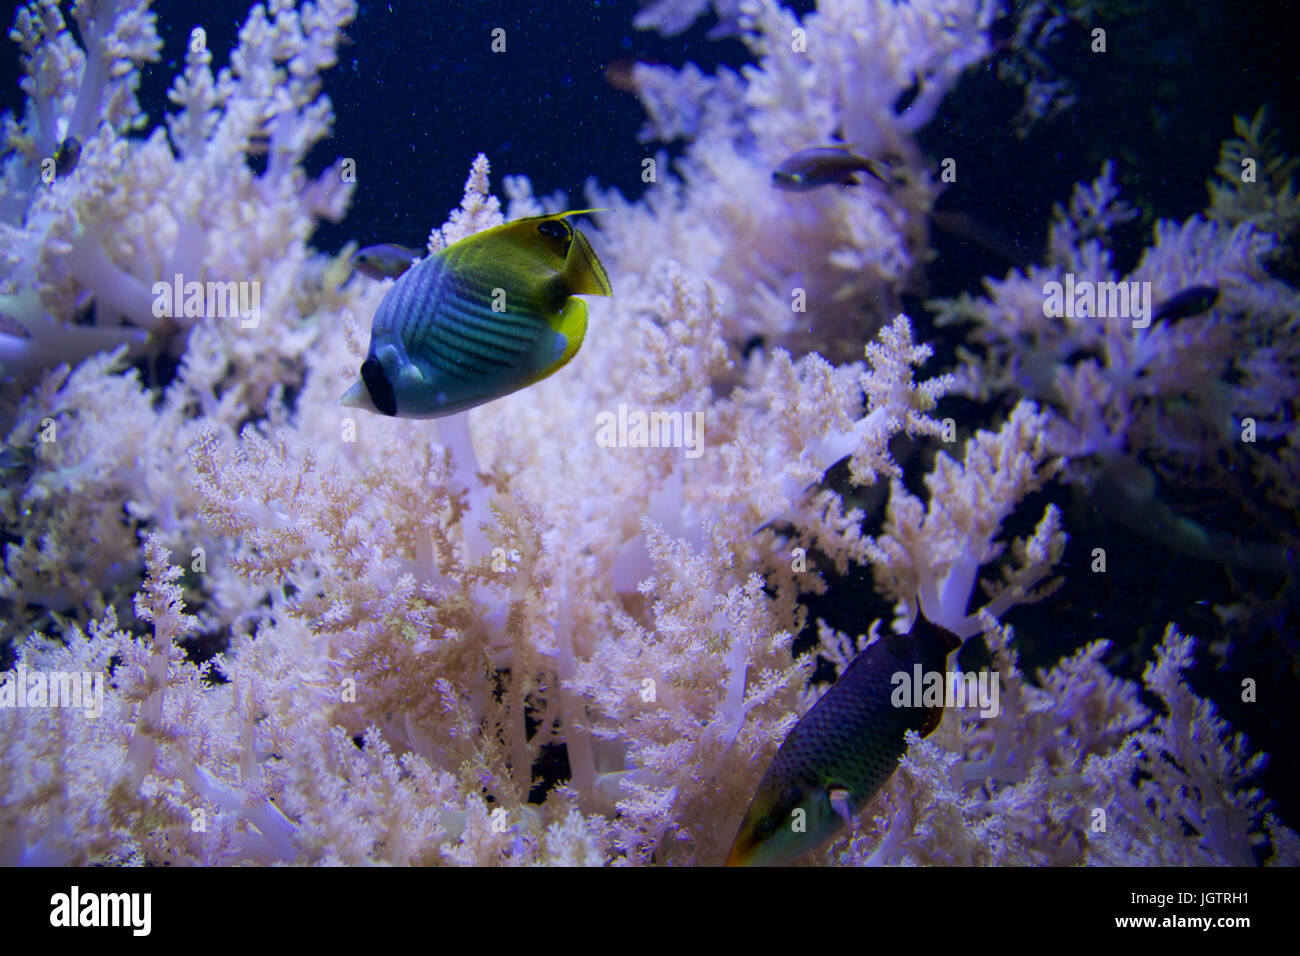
[{"xmin": 0, "ymin": 0, "xmax": 1296, "ymax": 874}]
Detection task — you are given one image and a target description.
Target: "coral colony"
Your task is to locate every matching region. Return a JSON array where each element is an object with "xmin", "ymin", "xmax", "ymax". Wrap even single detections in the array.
[{"xmin": 0, "ymin": 0, "xmax": 1296, "ymax": 866}]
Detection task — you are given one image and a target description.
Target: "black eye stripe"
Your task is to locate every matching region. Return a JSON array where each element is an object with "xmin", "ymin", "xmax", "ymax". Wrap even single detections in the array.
[
  {"xmin": 537, "ymin": 219, "xmax": 569, "ymax": 240},
  {"xmin": 360, "ymin": 357, "xmax": 397, "ymax": 416}
]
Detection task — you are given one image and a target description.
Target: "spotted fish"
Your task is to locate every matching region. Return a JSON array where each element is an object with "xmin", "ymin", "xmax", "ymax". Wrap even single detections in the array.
[{"xmin": 726, "ymin": 614, "xmax": 960, "ymax": 866}]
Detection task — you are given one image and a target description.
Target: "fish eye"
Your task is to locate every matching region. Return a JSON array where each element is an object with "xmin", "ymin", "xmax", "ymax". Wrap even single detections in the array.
[
  {"xmin": 756, "ymin": 818, "xmax": 775, "ymax": 838},
  {"xmin": 537, "ymin": 220, "xmax": 569, "ymax": 240}
]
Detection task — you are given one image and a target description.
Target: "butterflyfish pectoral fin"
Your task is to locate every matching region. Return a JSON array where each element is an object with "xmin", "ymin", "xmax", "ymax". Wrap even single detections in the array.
[{"xmin": 376, "ymin": 342, "xmax": 425, "ymax": 384}]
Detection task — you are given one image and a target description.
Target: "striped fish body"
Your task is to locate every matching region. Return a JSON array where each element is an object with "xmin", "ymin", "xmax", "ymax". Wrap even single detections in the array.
[
  {"xmin": 342, "ymin": 211, "xmax": 611, "ymax": 419},
  {"xmin": 726, "ymin": 616, "xmax": 960, "ymax": 866}
]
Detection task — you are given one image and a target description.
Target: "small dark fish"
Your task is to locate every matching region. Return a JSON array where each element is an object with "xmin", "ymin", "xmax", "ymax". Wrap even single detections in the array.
[
  {"xmin": 54, "ymin": 136, "xmax": 81, "ymax": 178},
  {"xmin": 0, "ymin": 441, "xmax": 36, "ymax": 480},
  {"xmin": 1153, "ymin": 285, "xmax": 1219, "ymax": 323},
  {"xmin": 604, "ymin": 58, "xmax": 659, "ymax": 95},
  {"xmin": 350, "ymin": 243, "xmax": 420, "ymax": 280},
  {"xmin": 726, "ymin": 614, "xmax": 961, "ymax": 866},
  {"xmin": 772, "ymin": 146, "xmax": 889, "ymax": 191}
]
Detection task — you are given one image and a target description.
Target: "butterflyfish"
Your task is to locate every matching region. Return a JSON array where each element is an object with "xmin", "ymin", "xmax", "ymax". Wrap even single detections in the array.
[
  {"xmin": 342, "ymin": 210, "xmax": 612, "ymax": 419},
  {"xmin": 726, "ymin": 614, "xmax": 961, "ymax": 866}
]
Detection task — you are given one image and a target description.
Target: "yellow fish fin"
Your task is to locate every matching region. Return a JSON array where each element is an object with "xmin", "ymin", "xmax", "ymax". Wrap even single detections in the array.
[
  {"xmin": 528, "ymin": 298, "xmax": 589, "ymax": 386},
  {"xmin": 563, "ymin": 229, "xmax": 613, "ymax": 297}
]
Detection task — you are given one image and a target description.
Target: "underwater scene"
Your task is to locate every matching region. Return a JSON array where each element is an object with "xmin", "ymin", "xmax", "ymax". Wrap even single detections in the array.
[{"xmin": 0, "ymin": 0, "xmax": 1297, "ymax": 870}]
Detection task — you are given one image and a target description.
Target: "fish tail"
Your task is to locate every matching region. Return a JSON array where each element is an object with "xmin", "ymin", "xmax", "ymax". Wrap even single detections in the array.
[{"xmin": 562, "ymin": 230, "xmax": 613, "ymax": 297}]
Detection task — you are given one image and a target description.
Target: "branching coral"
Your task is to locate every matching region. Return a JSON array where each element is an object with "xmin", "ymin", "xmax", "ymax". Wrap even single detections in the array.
[
  {"xmin": 867, "ymin": 400, "xmax": 1065, "ymax": 638},
  {"xmin": 633, "ymin": 0, "xmax": 744, "ymax": 38},
  {"xmin": 1, "ymin": 0, "xmax": 1293, "ymax": 868},
  {"xmin": 992, "ymin": 0, "xmax": 1080, "ymax": 138},
  {"xmin": 932, "ymin": 161, "xmax": 1300, "ymax": 573},
  {"xmin": 598, "ymin": 0, "xmax": 996, "ymax": 360},
  {"xmin": 1208, "ymin": 107, "xmax": 1300, "ymax": 265},
  {"xmin": 937, "ymin": 162, "xmax": 1298, "ymax": 462},
  {"xmin": 1, "ymin": 142, "xmax": 1059, "ymax": 863},
  {"xmin": 174, "ymin": 176, "xmax": 961, "ymax": 862},
  {"xmin": 0, "ymin": 0, "xmax": 356, "ymax": 387},
  {"xmin": 828, "ymin": 619, "xmax": 1296, "ymax": 866}
]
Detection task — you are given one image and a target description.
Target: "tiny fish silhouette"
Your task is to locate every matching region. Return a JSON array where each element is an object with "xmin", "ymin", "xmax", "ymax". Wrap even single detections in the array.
[
  {"xmin": 54, "ymin": 136, "xmax": 81, "ymax": 177},
  {"xmin": 342, "ymin": 210, "xmax": 612, "ymax": 419},
  {"xmin": 1153, "ymin": 285, "xmax": 1219, "ymax": 323},
  {"xmin": 726, "ymin": 614, "xmax": 960, "ymax": 866},
  {"xmin": 351, "ymin": 243, "xmax": 420, "ymax": 280}
]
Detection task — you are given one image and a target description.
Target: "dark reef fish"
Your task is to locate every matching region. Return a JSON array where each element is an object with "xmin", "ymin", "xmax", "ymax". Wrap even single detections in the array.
[
  {"xmin": 726, "ymin": 615, "xmax": 961, "ymax": 866},
  {"xmin": 0, "ymin": 441, "xmax": 35, "ymax": 482},
  {"xmin": 1153, "ymin": 285, "xmax": 1220, "ymax": 323},
  {"xmin": 604, "ymin": 58, "xmax": 661, "ymax": 94},
  {"xmin": 342, "ymin": 210, "xmax": 612, "ymax": 419},
  {"xmin": 350, "ymin": 243, "xmax": 420, "ymax": 280},
  {"xmin": 53, "ymin": 136, "xmax": 80, "ymax": 178},
  {"xmin": 771, "ymin": 145, "xmax": 890, "ymax": 191}
]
